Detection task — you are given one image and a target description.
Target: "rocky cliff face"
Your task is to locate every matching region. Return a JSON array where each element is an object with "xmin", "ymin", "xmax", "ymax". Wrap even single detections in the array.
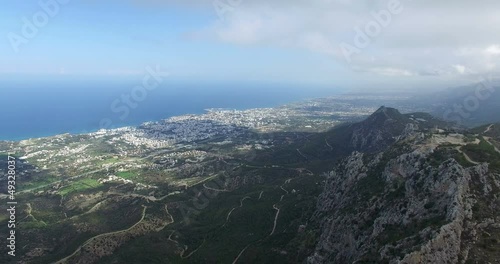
[
  {"xmin": 308, "ymin": 124, "xmax": 500, "ymax": 263},
  {"xmin": 349, "ymin": 107, "xmax": 410, "ymax": 152}
]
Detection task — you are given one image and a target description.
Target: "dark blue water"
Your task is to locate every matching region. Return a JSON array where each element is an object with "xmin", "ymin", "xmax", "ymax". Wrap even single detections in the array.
[{"xmin": 0, "ymin": 78, "xmax": 341, "ymax": 141}]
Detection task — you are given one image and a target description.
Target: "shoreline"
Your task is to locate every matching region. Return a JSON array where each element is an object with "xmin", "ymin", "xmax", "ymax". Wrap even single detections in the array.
[{"xmin": 0, "ymin": 106, "xmax": 277, "ymax": 143}]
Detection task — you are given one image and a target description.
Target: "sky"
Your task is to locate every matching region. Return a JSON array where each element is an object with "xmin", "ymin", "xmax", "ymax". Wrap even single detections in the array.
[{"xmin": 1, "ymin": 0, "xmax": 500, "ymax": 91}]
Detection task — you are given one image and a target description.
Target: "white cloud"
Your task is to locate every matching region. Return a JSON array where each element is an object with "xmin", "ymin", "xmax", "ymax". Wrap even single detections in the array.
[
  {"xmin": 485, "ymin": 45, "xmax": 500, "ymax": 55},
  {"xmin": 194, "ymin": 0, "xmax": 500, "ymax": 77},
  {"xmin": 355, "ymin": 66, "xmax": 415, "ymax": 77},
  {"xmin": 453, "ymin": 64, "xmax": 467, "ymax": 75},
  {"xmin": 128, "ymin": 0, "xmax": 500, "ymax": 85}
]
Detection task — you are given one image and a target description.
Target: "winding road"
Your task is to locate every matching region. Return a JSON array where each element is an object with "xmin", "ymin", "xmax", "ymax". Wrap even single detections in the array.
[
  {"xmin": 223, "ymin": 196, "xmax": 251, "ymax": 228},
  {"xmin": 55, "ymin": 205, "xmax": 148, "ymax": 264},
  {"xmin": 325, "ymin": 138, "xmax": 333, "ymax": 150},
  {"xmin": 485, "ymin": 124, "xmax": 494, "ymax": 134},
  {"xmin": 57, "ymin": 203, "xmax": 174, "ymax": 263},
  {"xmin": 296, "ymin": 149, "xmax": 308, "ymax": 160},
  {"xmin": 483, "ymin": 136, "xmax": 500, "ymax": 154},
  {"xmin": 269, "ymin": 204, "xmax": 281, "ymax": 236},
  {"xmin": 203, "ymin": 183, "xmax": 229, "ymax": 192},
  {"xmin": 232, "ymin": 245, "xmax": 250, "ymax": 264},
  {"xmin": 167, "ymin": 231, "xmax": 205, "ymax": 259},
  {"xmin": 269, "ymin": 179, "xmax": 291, "ymax": 237}
]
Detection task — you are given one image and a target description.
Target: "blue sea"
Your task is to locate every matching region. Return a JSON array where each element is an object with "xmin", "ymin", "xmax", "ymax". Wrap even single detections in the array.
[{"xmin": 0, "ymin": 78, "xmax": 342, "ymax": 141}]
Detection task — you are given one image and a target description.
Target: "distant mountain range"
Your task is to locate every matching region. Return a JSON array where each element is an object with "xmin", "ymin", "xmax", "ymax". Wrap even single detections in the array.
[{"xmin": 412, "ymin": 80, "xmax": 500, "ymax": 127}]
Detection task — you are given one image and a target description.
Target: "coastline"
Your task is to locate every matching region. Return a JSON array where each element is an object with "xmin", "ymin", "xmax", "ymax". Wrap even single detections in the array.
[{"xmin": 0, "ymin": 107, "xmax": 273, "ymax": 143}]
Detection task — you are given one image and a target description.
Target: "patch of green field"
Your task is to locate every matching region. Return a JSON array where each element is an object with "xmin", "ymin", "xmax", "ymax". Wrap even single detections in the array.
[
  {"xmin": 116, "ymin": 171, "xmax": 137, "ymax": 180},
  {"xmin": 59, "ymin": 178, "xmax": 100, "ymax": 196},
  {"xmin": 20, "ymin": 220, "xmax": 48, "ymax": 229},
  {"xmin": 19, "ymin": 175, "xmax": 59, "ymax": 191},
  {"xmin": 96, "ymin": 157, "xmax": 120, "ymax": 166}
]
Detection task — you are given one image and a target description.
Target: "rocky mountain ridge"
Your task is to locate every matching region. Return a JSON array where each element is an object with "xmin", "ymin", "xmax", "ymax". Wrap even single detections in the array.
[{"xmin": 307, "ymin": 112, "xmax": 500, "ymax": 263}]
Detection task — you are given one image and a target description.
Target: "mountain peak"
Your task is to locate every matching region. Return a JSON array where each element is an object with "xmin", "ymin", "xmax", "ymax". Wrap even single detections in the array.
[
  {"xmin": 365, "ymin": 106, "xmax": 405, "ymax": 126},
  {"xmin": 374, "ymin": 106, "xmax": 401, "ymax": 116}
]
